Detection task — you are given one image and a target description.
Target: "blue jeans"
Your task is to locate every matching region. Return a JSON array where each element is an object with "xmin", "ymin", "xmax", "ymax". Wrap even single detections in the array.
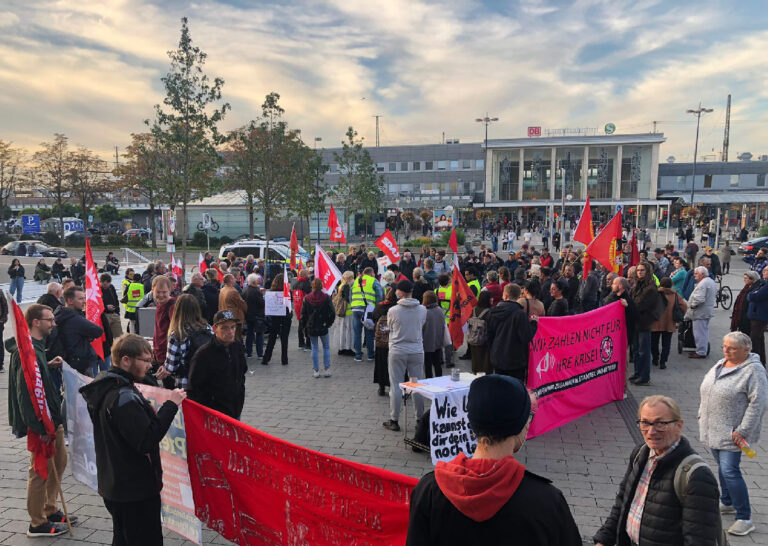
[
  {"xmin": 633, "ymin": 331, "xmax": 652, "ymax": 382},
  {"xmin": 92, "ymin": 356, "xmax": 109, "ymax": 377},
  {"xmin": 245, "ymin": 319, "xmax": 264, "ymax": 357},
  {"xmin": 677, "ymin": 238, "xmax": 684, "ymax": 250},
  {"xmin": 712, "ymin": 449, "xmax": 750, "ymax": 520},
  {"xmin": 9, "ymin": 277, "xmax": 23, "ymax": 303},
  {"xmin": 311, "ymin": 334, "xmax": 331, "ymax": 371},
  {"xmin": 352, "ymin": 310, "xmax": 374, "ymax": 360}
]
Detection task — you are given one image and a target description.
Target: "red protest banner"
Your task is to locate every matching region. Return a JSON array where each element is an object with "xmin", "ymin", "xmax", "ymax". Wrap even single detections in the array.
[
  {"xmin": 183, "ymin": 400, "xmax": 417, "ymax": 545},
  {"xmin": 85, "ymin": 237, "xmax": 106, "ymax": 359},
  {"xmin": 375, "ymin": 230, "xmax": 400, "ymax": 263},
  {"xmin": 328, "ymin": 205, "xmax": 346, "ymax": 243}
]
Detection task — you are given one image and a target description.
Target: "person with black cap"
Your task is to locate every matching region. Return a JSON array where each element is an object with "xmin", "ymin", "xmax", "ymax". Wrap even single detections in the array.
[
  {"xmin": 406, "ymin": 374, "xmax": 581, "ymax": 545},
  {"xmin": 186, "ymin": 309, "xmax": 248, "ymax": 420},
  {"xmin": 383, "ymin": 279, "xmax": 427, "ymax": 432}
]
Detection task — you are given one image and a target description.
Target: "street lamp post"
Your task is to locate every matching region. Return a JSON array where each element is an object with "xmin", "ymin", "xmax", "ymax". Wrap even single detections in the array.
[
  {"xmin": 475, "ymin": 114, "xmax": 499, "ymax": 240},
  {"xmin": 314, "ymin": 137, "xmax": 322, "ymax": 248},
  {"xmin": 686, "ymin": 104, "xmax": 713, "ymax": 216}
]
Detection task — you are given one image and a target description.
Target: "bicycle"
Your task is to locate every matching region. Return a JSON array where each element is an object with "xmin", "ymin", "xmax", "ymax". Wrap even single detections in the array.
[
  {"xmin": 714, "ymin": 276, "xmax": 732, "ymax": 311},
  {"xmin": 197, "ymin": 219, "xmax": 220, "ymax": 233}
]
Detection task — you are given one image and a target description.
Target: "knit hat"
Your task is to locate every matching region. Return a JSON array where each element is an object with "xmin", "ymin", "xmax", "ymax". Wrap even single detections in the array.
[{"xmin": 467, "ymin": 375, "xmax": 531, "ymax": 437}]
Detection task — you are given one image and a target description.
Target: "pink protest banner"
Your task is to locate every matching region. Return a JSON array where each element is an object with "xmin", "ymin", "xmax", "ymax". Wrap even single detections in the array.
[{"xmin": 526, "ymin": 301, "xmax": 627, "ymax": 439}]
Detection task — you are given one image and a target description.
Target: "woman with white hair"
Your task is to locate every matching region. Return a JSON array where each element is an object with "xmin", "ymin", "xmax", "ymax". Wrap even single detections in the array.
[
  {"xmin": 381, "ymin": 270, "xmax": 396, "ymax": 292},
  {"xmin": 699, "ymin": 331, "xmax": 768, "ymax": 536},
  {"xmin": 334, "ymin": 271, "xmax": 355, "ymax": 356}
]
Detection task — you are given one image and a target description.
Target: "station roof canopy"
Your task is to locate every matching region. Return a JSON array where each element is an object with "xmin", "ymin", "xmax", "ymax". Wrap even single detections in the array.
[
  {"xmin": 485, "ymin": 133, "xmax": 666, "ymax": 149},
  {"xmin": 662, "ymin": 192, "xmax": 768, "ymax": 205}
]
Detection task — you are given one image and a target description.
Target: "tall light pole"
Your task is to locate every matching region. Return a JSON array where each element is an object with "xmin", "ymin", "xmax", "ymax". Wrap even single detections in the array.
[
  {"xmin": 475, "ymin": 114, "xmax": 499, "ymax": 240},
  {"xmin": 314, "ymin": 137, "xmax": 323, "ymax": 247},
  {"xmin": 686, "ymin": 104, "xmax": 713, "ymax": 216}
]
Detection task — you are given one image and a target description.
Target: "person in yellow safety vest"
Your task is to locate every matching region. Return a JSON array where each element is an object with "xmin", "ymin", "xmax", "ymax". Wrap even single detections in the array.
[
  {"xmin": 436, "ymin": 273, "xmax": 455, "ymax": 369},
  {"xmin": 465, "ymin": 269, "xmax": 481, "ymax": 299},
  {"xmin": 124, "ymin": 273, "xmax": 145, "ymax": 334},
  {"xmin": 121, "ymin": 268, "xmax": 134, "ymax": 300},
  {"xmin": 350, "ymin": 267, "xmax": 379, "ymax": 362}
]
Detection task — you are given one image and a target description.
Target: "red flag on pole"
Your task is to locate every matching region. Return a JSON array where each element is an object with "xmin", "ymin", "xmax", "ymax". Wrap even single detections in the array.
[
  {"xmin": 585, "ymin": 212, "xmax": 623, "ymax": 273},
  {"xmin": 448, "ymin": 260, "xmax": 477, "ymax": 349},
  {"xmin": 289, "ymin": 224, "xmax": 299, "ymax": 271},
  {"xmin": 173, "ymin": 257, "xmax": 183, "ymax": 280},
  {"xmin": 198, "ymin": 252, "xmax": 207, "ymax": 274},
  {"xmin": 629, "ymin": 229, "xmax": 641, "ymax": 267},
  {"xmin": 283, "ymin": 264, "xmax": 291, "ymax": 311},
  {"xmin": 374, "ymin": 230, "xmax": 400, "ymax": 263},
  {"xmin": 573, "ymin": 196, "xmax": 595, "ymax": 245},
  {"xmin": 448, "ymin": 228, "xmax": 458, "ymax": 254},
  {"xmin": 328, "ymin": 206, "xmax": 346, "ymax": 243},
  {"xmin": 11, "ymin": 300, "xmax": 57, "ymax": 478},
  {"xmin": 315, "ymin": 244, "xmax": 343, "ymax": 295},
  {"xmin": 85, "ymin": 238, "xmax": 106, "ymax": 360}
]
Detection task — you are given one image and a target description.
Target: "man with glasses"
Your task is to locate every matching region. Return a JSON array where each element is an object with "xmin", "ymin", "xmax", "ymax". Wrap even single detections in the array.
[
  {"xmin": 7, "ymin": 304, "xmax": 72, "ymax": 537},
  {"xmin": 407, "ymin": 375, "xmax": 581, "ymax": 544},
  {"xmin": 595, "ymin": 395, "xmax": 721, "ymax": 546},
  {"xmin": 80, "ymin": 334, "xmax": 186, "ymax": 546}
]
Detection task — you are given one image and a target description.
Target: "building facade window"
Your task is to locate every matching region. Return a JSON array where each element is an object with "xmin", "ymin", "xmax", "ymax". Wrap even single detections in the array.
[
  {"xmin": 476, "ymin": 159, "xmax": 484, "ymax": 169},
  {"xmin": 413, "ymin": 161, "xmax": 421, "ymax": 171},
  {"xmin": 425, "ymin": 161, "xmax": 434, "ymax": 170},
  {"xmin": 758, "ymin": 173, "xmax": 766, "ymax": 187},
  {"xmin": 555, "ymin": 147, "xmax": 582, "ymax": 200},
  {"xmin": 522, "ymin": 148, "xmax": 551, "ymax": 200},
  {"xmin": 587, "ymin": 147, "xmax": 615, "ymax": 199},
  {"xmin": 437, "ymin": 161, "xmax": 447, "ymax": 170},
  {"xmin": 401, "ymin": 162, "xmax": 409, "ymax": 171},
  {"xmin": 377, "ymin": 163, "xmax": 385, "ymax": 172},
  {"xmin": 730, "ymin": 174, "xmax": 739, "ymax": 187},
  {"xmin": 450, "ymin": 160, "xmax": 459, "ymax": 170},
  {"xmin": 462, "ymin": 159, "xmax": 471, "ymax": 169},
  {"xmin": 620, "ymin": 145, "xmax": 652, "ymax": 198},
  {"xmin": 388, "ymin": 162, "xmax": 396, "ymax": 172},
  {"xmin": 704, "ymin": 174, "xmax": 712, "ymax": 188},
  {"xmin": 499, "ymin": 158, "xmax": 520, "ymax": 201}
]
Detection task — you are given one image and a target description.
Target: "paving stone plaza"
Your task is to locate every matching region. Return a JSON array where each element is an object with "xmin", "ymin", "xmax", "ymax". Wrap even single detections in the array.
[{"xmin": 0, "ymin": 256, "xmax": 766, "ymax": 545}]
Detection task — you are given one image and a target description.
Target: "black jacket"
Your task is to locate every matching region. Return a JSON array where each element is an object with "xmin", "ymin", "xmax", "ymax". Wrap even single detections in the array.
[
  {"xmin": 407, "ymin": 469, "xmax": 581, "ymax": 546},
  {"xmin": 101, "ymin": 284, "xmax": 120, "ymax": 315},
  {"xmin": 594, "ymin": 436, "xmax": 721, "ymax": 546},
  {"xmin": 8, "ymin": 264, "xmax": 25, "ymax": 279},
  {"xmin": 79, "ymin": 367, "xmax": 178, "ymax": 502},
  {"xmin": 186, "ymin": 336, "xmax": 247, "ymax": 419},
  {"xmin": 631, "ymin": 279, "xmax": 659, "ymax": 332},
  {"xmin": 486, "ymin": 300, "xmax": 537, "ymax": 372},
  {"xmin": 242, "ymin": 285, "xmax": 265, "ymax": 322},
  {"xmin": 604, "ymin": 291, "xmax": 638, "ymax": 340},
  {"xmin": 37, "ymin": 293, "xmax": 62, "ymax": 312},
  {"xmin": 54, "ymin": 305, "xmax": 104, "ymax": 374},
  {"xmin": 412, "ymin": 279, "xmax": 430, "ymax": 307},
  {"xmin": 182, "ymin": 283, "xmax": 207, "ymax": 317},
  {"xmin": 201, "ymin": 282, "xmax": 220, "ymax": 324},
  {"xmin": 300, "ymin": 290, "xmax": 336, "ymax": 337},
  {"xmin": 399, "ymin": 258, "xmax": 416, "ymax": 281}
]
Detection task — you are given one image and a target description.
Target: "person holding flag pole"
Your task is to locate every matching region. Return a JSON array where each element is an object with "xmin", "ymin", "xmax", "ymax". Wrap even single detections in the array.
[
  {"xmin": 446, "ymin": 229, "xmax": 477, "ymax": 354},
  {"xmin": 7, "ymin": 300, "xmax": 75, "ymax": 537}
]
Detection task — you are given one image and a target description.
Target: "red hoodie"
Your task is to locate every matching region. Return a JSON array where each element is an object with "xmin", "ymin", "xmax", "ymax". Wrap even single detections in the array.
[{"xmin": 434, "ymin": 452, "xmax": 525, "ymax": 522}]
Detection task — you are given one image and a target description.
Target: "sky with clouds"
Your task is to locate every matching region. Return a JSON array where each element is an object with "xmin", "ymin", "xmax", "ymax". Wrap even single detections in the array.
[{"xmin": 1, "ymin": 0, "xmax": 767, "ymax": 163}]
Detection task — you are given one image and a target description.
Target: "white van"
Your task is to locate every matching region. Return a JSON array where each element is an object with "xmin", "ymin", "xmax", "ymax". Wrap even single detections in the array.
[{"xmin": 218, "ymin": 240, "xmax": 310, "ymax": 263}]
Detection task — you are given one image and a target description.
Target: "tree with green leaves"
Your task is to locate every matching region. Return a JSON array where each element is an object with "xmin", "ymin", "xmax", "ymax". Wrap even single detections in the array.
[
  {"xmin": 33, "ymin": 133, "xmax": 70, "ymax": 241},
  {"xmin": 67, "ymin": 146, "xmax": 110, "ymax": 227},
  {"xmin": 332, "ymin": 127, "xmax": 384, "ymax": 240},
  {"xmin": 147, "ymin": 17, "xmax": 229, "ymax": 266},
  {"xmin": 116, "ymin": 133, "xmax": 162, "ymax": 248},
  {"xmin": 0, "ymin": 140, "xmax": 23, "ymax": 227},
  {"xmin": 287, "ymin": 138, "xmax": 327, "ymax": 245},
  {"xmin": 94, "ymin": 204, "xmax": 120, "ymax": 224}
]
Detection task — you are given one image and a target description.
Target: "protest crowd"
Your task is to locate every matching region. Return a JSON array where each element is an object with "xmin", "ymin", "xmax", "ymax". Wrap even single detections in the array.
[{"xmin": 4, "ymin": 208, "xmax": 768, "ymax": 545}]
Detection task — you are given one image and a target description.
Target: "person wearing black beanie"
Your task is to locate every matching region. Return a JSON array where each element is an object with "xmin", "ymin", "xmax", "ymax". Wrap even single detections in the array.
[{"xmin": 406, "ymin": 375, "xmax": 581, "ymax": 545}]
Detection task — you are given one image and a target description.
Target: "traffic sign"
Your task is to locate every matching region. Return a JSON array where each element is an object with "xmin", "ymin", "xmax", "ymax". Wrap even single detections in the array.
[
  {"xmin": 202, "ymin": 212, "xmax": 211, "ymax": 229},
  {"xmin": 63, "ymin": 220, "xmax": 85, "ymax": 232},
  {"xmin": 22, "ymin": 214, "xmax": 40, "ymax": 234}
]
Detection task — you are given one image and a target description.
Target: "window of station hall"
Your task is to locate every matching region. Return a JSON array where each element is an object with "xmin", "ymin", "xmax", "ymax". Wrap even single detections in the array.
[
  {"xmin": 620, "ymin": 145, "xmax": 652, "ymax": 198},
  {"xmin": 491, "ymin": 151, "xmax": 520, "ymax": 201},
  {"xmin": 587, "ymin": 146, "xmax": 616, "ymax": 199},
  {"xmin": 523, "ymin": 148, "xmax": 552, "ymax": 200},
  {"xmin": 555, "ymin": 147, "xmax": 583, "ymax": 200}
]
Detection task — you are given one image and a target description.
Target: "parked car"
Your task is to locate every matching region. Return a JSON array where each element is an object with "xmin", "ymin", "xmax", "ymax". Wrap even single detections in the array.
[
  {"xmin": 1, "ymin": 240, "xmax": 68, "ymax": 257},
  {"xmin": 218, "ymin": 240, "xmax": 310, "ymax": 263},
  {"xmin": 124, "ymin": 228, "xmax": 151, "ymax": 240},
  {"xmin": 738, "ymin": 236, "xmax": 768, "ymax": 255}
]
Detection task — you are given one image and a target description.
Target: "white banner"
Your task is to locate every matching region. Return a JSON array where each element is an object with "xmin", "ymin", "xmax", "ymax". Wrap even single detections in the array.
[{"xmin": 62, "ymin": 363, "xmax": 98, "ymax": 491}]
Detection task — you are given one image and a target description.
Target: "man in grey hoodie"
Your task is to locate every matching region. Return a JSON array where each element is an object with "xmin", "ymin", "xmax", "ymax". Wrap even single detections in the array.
[
  {"xmin": 383, "ymin": 280, "xmax": 427, "ymax": 432},
  {"xmin": 686, "ymin": 266, "xmax": 717, "ymax": 359}
]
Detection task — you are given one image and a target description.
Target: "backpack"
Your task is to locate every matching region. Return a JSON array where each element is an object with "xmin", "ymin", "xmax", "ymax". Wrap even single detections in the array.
[
  {"xmin": 466, "ymin": 308, "xmax": 490, "ymax": 347},
  {"xmin": 650, "ymin": 290, "xmax": 668, "ymax": 322},
  {"xmin": 186, "ymin": 328, "xmax": 214, "ymax": 365},
  {"xmin": 374, "ymin": 315, "xmax": 390, "ymax": 348},
  {"xmin": 673, "ymin": 454, "xmax": 729, "ymax": 546},
  {"xmin": 672, "ymin": 293, "xmax": 685, "ymax": 323},
  {"xmin": 332, "ymin": 287, "xmax": 348, "ymax": 317}
]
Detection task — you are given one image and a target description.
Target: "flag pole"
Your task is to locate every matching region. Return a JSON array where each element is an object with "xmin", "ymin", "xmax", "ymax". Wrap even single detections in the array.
[{"xmin": 50, "ymin": 463, "xmax": 73, "ymax": 536}]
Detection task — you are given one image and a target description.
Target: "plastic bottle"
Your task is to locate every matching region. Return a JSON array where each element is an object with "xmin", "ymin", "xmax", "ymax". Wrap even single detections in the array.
[{"xmin": 735, "ymin": 437, "xmax": 757, "ymax": 458}]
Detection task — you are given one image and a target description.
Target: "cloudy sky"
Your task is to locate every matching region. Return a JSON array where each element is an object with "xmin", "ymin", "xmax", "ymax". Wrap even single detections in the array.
[{"xmin": 1, "ymin": 0, "xmax": 766, "ymax": 162}]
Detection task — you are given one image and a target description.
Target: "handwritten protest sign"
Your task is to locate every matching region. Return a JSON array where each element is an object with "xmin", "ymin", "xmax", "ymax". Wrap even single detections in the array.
[
  {"xmin": 430, "ymin": 389, "xmax": 476, "ymax": 464},
  {"xmin": 183, "ymin": 400, "xmax": 417, "ymax": 545},
  {"xmin": 264, "ymin": 290, "xmax": 287, "ymax": 316}
]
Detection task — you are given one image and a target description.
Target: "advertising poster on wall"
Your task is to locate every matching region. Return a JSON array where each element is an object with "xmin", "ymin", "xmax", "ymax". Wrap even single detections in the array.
[{"xmin": 432, "ymin": 208, "xmax": 454, "ymax": 232}]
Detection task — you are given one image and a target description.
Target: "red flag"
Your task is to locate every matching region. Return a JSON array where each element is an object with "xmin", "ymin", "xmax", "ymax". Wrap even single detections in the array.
[
  {"xmin": 585, "ymin": 212, "xmax": 623, "ymax": 273},
  {"xmin": 85, "ymin": 238, "xmax": 106, "ymax": 360},
  {"xmin": 283, "ymin": 264, "xmax": 291, "ymax": 310},
  {"xmin": 573, "ymin": 196, "xmax": 595, "ymax": 245},
  {"xmin": 448, "ymin": 262, "xmax": 477, "ymax": 349},
  {"xmin": 448, "ymin": 228, "xmax": 458, "ymax": 254},
  {"xmin": 173, "ymin": 257, "xmax": 183, "ymax": 280},
  {"xmin": 213, "ymin": 263, "xmax": 224, "ymax": 284},
  {"xmin": 12, "ymin": 300, "xmax": 56, "ymax": 478},
  {"xmin": 315, "ymin": 244, "xmax": 343, "ymax": 295},
  {"xmin": 198, "ymin": 252, "xmax": 207, "ymax": 274},
  {"xmin": 629, "ymin": 230, "xmax": 641, "ymax": 267},
  {"xmin": 289, "ymin": 224, "xmax": 298, "ymax": 271},
  {"xmin": 328, "ymin": 206, "xmax": 346, "ymax": 243},
  {"xmin": 374, "ymin": 229, "xmax": 400, "ymax": 263}
]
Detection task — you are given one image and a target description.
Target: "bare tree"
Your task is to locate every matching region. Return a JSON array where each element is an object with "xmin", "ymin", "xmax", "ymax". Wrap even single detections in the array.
[
  {"xmin": 33, "ymin": 133, "xmax": 70, "ymax": 241},
  {"xmin": 0, "ymin": 140, "xmax": 23, "ymax": 226},
  {"xmin": 67, "ymin": 147, "xmax": 110, "ymax": 229}
]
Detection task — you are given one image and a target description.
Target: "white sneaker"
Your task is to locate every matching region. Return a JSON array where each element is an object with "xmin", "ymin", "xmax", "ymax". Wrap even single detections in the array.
[
  {"xmin": 313, "ymin": 370, "xmax": 320, "ymax": 378},
  {"xmin": 324, "ymin": 369, "xmax": 331, "ymax": 377},
  {"xmin": 727, "ymin": 519, "xmax": 755, "ymax": 536}
]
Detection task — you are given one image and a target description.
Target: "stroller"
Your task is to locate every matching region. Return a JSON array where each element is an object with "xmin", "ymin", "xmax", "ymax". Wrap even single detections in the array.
[{"xmin": 677, "ymin": 319, "xmax": 710, "ymax": 356}]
